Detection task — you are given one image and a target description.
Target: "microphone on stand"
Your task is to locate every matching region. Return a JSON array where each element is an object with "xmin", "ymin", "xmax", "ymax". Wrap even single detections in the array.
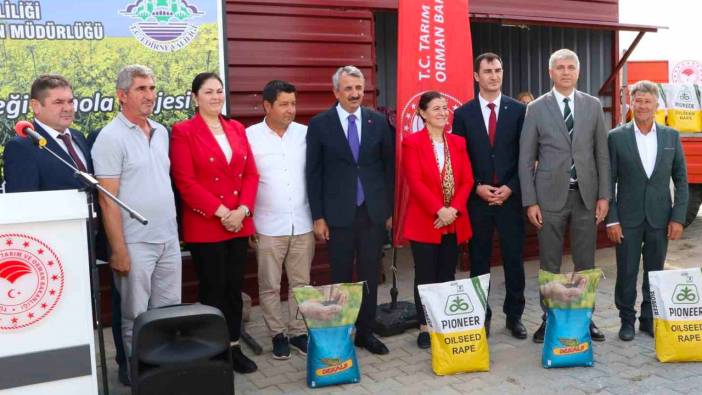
[
  {"xmin": 13, "ymin": 119, "xmax": 148, "ymax": 225},
  {"xmin": 14, "ymin": 120, "xmax": 48, "ymax": 148}
]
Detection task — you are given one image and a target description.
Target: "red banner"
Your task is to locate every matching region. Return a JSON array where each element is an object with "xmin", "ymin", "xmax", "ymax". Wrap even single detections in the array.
[{"xmin": 393, "ymin": 0, "xmax": 474, "ymax": 246}]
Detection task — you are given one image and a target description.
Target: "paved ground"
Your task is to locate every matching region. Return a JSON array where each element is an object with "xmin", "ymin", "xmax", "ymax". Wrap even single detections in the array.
[{"xmin": 98, "ymin": 210, "xmax": 702, "ymax": 394}]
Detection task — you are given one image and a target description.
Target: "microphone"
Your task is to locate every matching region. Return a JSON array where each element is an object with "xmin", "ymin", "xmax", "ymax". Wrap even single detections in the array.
[{"xmin": 15, "ymin": 120, "xmax": 47, "ymax": 148}]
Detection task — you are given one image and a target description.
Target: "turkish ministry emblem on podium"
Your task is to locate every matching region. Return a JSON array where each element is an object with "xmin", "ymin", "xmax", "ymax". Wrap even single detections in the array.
[{"xmin": 0, "ymin": 190, "xmax": 98, "ymax": 394}]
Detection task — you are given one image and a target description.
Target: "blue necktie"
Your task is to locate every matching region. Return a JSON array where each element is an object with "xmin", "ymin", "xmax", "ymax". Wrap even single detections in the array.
[{"xmin": 347, "ymin": 114, "xmax": 364, "ymax": 206}]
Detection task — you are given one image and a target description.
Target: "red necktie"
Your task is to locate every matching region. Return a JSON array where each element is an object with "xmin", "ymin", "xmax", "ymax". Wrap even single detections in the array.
[
  {"xmin": 57, "ymin": 132, "xmax": 87, "ymax": 172},
  {"xmin": 487, "ymin": 102, "xmax": 498, "ymax": 184},
  {"xmin": 487, "ymin": 102, "xmax": 497, "ymax": 147}
]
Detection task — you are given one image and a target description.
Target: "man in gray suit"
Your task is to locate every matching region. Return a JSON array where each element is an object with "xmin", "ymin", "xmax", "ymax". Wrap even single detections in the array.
[
  {"xmin": 606, "ymin": 80, "xmax": 688, "ymax": 341},
  {"xmin": 519, "ymin": 48, "xmax": 610, "ymax": 343}
]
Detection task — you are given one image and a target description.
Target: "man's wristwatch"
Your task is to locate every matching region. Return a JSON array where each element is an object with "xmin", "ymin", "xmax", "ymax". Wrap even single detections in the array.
[{"xmin": 239, "ymin": 205, "xmax": 251, "ymax": 217}]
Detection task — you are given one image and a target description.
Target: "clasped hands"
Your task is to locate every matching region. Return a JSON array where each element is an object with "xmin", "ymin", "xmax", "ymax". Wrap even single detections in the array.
[
  {"xmin": 435, "ymin": 206, "xmax": 458, "ymax": 229},
  {"xmin": 215, "ymin": 205, "xmax": 245, "ymax": 233},
  {"xmin": 476, "ymin": 184, "xmax": 512, "ymax": 206}
]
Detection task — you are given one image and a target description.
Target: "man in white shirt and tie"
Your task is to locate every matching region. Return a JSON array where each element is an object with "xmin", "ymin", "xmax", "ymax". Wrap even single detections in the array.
[
  {"xmin": 246, "ymin": 80, "xmax": 315, "ymax": 360},
  {"xmin": 305, "ymin": 66, "xmax": 394, "ymax": 355},
  {"xmin": 606, "ymin": 80, "xmax": 688, "ymax": 341},
  {"xmin": 519, "ymin": 48, "xmax": 610, "ymax": 343},
  {"xmin": 452, "ymin": 52, "xmax": 528, "ymax": 340}
]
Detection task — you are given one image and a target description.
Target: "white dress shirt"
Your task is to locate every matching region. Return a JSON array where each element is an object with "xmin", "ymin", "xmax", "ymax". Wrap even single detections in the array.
[
  {"xmin": 634, "ymin": 121, "xmax": 658, "ymax": 178},
  {"xmin": 553, "ymin": 88, "xmax": 577, "ymax": 183},
  {"xmin": 36, "ymin": 119, "xmax": 87, "ymax": 167},
  {"xmin": 336, "ymin": 103, "xmax": 362, "ymax": 143},
  {"xmin": 478, "ymin": 93, "xmax": 502, "ymax": 135},
  {"xmin": 552, "ymin": 88, "xmax": 576, "ymax": 119},
  {"xmin": 246, "ymin": 119, "xmax": 312, "ymax": 236}
]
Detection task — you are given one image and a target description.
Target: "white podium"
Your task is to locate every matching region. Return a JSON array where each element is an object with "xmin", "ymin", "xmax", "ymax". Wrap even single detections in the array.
[{"xmin": 0, "ymin": 190, "xmax": 98, "ymax": 394}]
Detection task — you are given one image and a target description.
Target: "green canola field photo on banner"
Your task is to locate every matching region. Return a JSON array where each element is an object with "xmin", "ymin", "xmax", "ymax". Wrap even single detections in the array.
[{"xmin": 0, "ymin": 0, "xmax": 226, "ymax": 180}]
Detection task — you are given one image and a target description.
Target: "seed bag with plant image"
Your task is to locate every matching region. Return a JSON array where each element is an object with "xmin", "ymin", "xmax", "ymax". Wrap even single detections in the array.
[
  {"xmin": 649, "ymin": 268, "xmax": 702, "ymax": 362},
  {"xmin": 418, "ymin": 274, "xmax": 490, "ymax": 375},
  {"xmin": 665, "ymin": 83, "xmax": 702, "ymax": 132},
  {"xmin": 539, "ymin": 268, "xmax": 603, "ymax": 368},
  {"xmin": 292, "ymin": 282, "xmax": 363, "ymax": 388}
]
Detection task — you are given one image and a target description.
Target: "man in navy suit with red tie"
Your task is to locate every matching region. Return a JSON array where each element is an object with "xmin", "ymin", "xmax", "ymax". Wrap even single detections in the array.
[
  {"xmin": 452, "ymin": 53, "xmax": 528, "ymax": 339},
  {"xmin": 306, "ymin": 65, "xmax": 395, "ymax": 355},
  {"xmin": 3, "ymin": 74, "xmax": 92, "ymax": 192}
]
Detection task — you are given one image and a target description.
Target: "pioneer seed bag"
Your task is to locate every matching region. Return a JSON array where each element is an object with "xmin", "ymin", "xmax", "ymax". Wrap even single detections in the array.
[
  {"xmin": 539, "ymin": 269, "xmax": 602, "ymax": 368},
  {"xmin": 417, "ymin": 274, "xmax": 490, "ymax": 375},
  {"xmin": 293, "ymin": 282, "xmax": 363, "ymax": 388},
  {"xmin": 664, "ymin": 83, "xmax": 702, "ymax": 132},
  {"xmin": 649, "ymin": 268, "xmax": 702, "ymax": 362}
]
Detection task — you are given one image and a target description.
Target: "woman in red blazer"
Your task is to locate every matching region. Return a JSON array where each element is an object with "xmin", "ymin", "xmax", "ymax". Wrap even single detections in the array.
[
  {"xmin": 402, "ymin": 91, "xmax": 474, "ymax": 349},
  {"xmin": 170, "ymin": 72, "xmax": 259, "ymax": 373}
]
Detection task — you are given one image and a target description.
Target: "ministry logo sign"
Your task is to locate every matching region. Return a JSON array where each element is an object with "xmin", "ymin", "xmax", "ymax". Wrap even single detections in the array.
[
  {"xmin": 400, "ymin": 91, "xmax": 462, "ymax": 136},
  {"xmin": 0, "ymin": 234, "xmax": 64, "ymax": 331},
  {"xmin": 121, "ymin": 0, "xmax": 204, "ymax": 52}
]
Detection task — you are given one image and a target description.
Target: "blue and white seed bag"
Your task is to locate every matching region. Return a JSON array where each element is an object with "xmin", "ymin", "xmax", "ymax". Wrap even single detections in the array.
[{"xmin": 293, "ymin": 282, "xmax": 363, "ymax": 388}]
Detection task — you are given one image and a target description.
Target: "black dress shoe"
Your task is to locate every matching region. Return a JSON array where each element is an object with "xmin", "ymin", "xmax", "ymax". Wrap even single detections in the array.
[
  {"xmin": 590, "ymin": 322, "xmax": 606, "ymax": 342},
  {"xmin": 506, "ymin": 318, "xmax": 527, "ymax": 339},
  {"xmin": 485, "ymin": 316, "xmax": 491, "ymax": 338},
  {"xmin": 355, "ymin": 334, "xmax": 389, "ymax": 355},
  {"xmin": 417, "ymin": 331, "xmax": 430, "ymax": 349},
  {"xmin": 231, "ymin": 345, "xmax": 257, "ymax": 374},
  {"xmin": 618, "ymin": 322, "xmax": 635, "ymax": 341},
  {"xmin": 117, "ymin": 364, "xmax": 130, "ymax": 387},
  {"xmin": 533, "ymin": 321, "xmax": 546, "ymax": 343},
  {"xmin": 639, "ymin": 319, "xmax": 654, "ymax": 337}
]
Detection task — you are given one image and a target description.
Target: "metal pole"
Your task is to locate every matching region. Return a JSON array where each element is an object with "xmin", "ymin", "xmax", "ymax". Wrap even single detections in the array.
[
  {"xmin": 390, "ymin": 247, "xmax": 398, "ymax": 310},
  {"xmin": 86, "ymin": 191, "xmax": 109, "ymax": 395}
]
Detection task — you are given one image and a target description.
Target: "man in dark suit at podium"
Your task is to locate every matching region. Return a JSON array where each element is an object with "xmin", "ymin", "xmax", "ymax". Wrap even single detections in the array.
[
  {"xmin": 452, "ymin": 53, "xmax": 528, "ymax": 339},
  {"xmin": 3, "ymin": 74, "xmax": 92, "ymax": 192},
  {"xmin": 306, "ymin": 65, "xmax": 395, "ymax": 355},
  {"xmin": 3, "ymin": 75, "xmax": 130, "ymax": 386}
]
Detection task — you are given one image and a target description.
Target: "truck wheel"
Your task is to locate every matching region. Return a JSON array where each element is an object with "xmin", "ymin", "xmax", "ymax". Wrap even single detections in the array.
[{"xmin": 685, "ymin": 185, "xmax": 702, "ymax": 227}]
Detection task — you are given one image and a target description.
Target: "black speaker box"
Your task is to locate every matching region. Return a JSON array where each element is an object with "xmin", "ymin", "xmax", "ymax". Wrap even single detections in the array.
[{"xmin": 131, "ymin": 304, "xmax": 234, "ymax": 395}]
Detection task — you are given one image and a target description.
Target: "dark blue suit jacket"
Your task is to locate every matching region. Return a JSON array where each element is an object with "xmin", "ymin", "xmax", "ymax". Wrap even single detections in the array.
[
  {"xmin": 306, "ymin": 105, "xmax": 395, "ymax": 227},
  {"xmin": 452, "ymin": 95, "xmax": 525, "ymax": 203},
  {"xmin": 3, "ymin": 122, "xmax": 93, "ymax": 192}
]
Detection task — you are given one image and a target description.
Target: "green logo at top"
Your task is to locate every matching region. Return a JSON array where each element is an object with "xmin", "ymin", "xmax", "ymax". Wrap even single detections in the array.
[
  {"xmin": 126, "ymin": 0, "xmax": 201, "ymax": 22},
  {"xmin": 445, "ymin": 293, "xmax": 473, "ymax": 315},
  {"xmin": 673, "ymin": 284, "xmax": 699, "ymax": 304},
  {"xmin": 120, "ymin": 0, "xmax": 205, "ymax": 52}
]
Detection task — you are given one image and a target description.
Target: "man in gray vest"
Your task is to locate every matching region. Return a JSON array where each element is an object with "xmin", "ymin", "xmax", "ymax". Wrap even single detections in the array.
[{"xmin": 606, "ymin": 80, "xmax": 688, "ymax": 341}]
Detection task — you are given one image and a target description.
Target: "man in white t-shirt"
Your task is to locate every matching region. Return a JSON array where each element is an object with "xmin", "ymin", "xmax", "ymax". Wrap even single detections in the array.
[{"xmin": 246, "ymin": 80, "xmax": 314, "ymax": 360}]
